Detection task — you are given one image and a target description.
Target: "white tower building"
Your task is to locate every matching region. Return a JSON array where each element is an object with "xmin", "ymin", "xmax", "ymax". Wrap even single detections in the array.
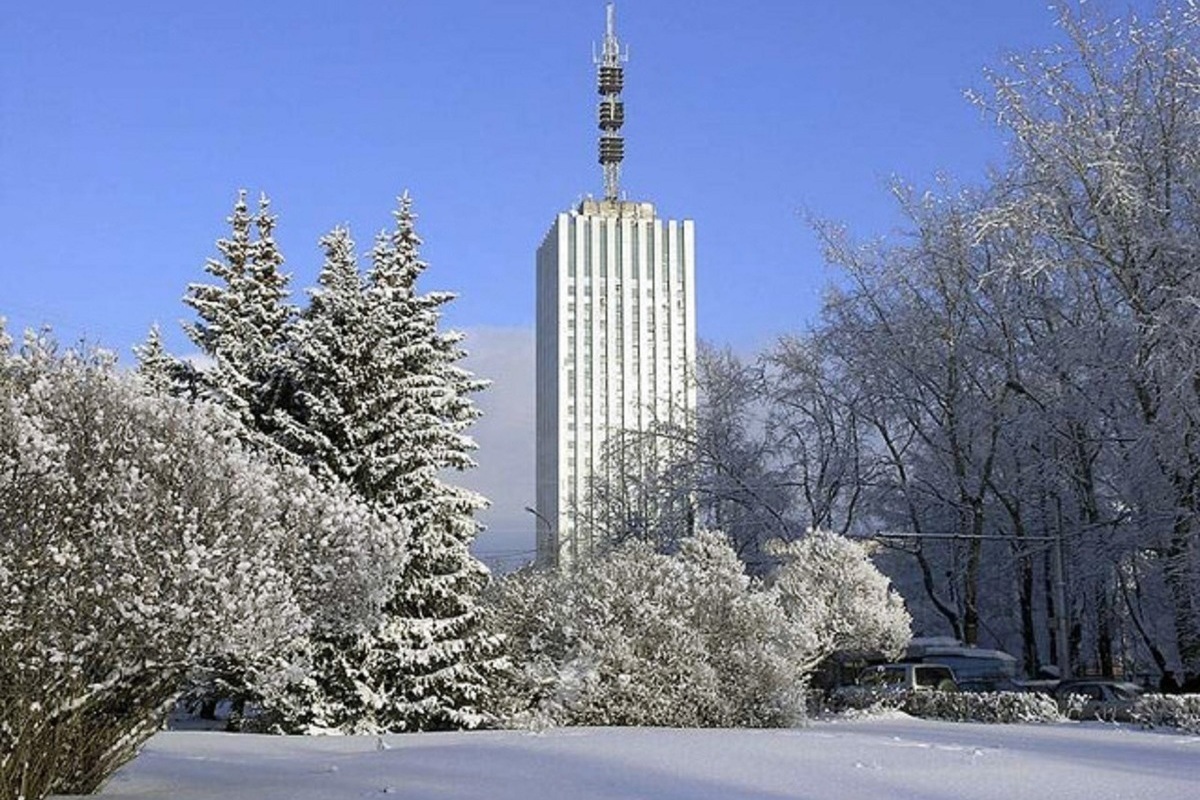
[{"xmin": 534, "ymin": 4, "xmax": 697, "ymax": 568}]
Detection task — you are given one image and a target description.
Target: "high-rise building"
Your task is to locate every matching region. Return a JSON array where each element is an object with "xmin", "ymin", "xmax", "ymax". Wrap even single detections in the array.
[{"xmin": 534, "ymin": 4, "xmax": 697, "ymax": 568}]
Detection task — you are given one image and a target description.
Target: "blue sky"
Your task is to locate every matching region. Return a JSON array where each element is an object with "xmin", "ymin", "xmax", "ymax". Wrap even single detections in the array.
[{"xmin": 0, "ymin": 1, "xmax": 1156, "ymax": 560}]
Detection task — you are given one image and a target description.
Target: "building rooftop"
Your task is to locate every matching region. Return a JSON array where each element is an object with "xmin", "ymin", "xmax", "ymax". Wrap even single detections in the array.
[{"xmin": 575, "ymin": 198, "xmax": 656, "ymax": 219}]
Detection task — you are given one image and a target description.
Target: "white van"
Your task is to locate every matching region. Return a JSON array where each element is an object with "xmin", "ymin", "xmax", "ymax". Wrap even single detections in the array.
[{"xmin": 904, "ymin": 638, "xmax": 1018, "ymax": 691}]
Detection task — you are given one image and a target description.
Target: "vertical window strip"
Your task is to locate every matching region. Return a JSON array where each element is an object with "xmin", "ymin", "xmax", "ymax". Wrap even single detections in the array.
[{"xmin": 568, "ymin": 218, "xmax": 576, "ymax": 279}]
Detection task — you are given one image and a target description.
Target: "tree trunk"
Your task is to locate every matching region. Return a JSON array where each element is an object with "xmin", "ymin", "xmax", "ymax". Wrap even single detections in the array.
[
  {"xmin": 915, "ymin": 545, "xmax": 964, "ymax": 641},
  {"xmin": 1117, "ymin": 561, "xmax": 1170, "ymax": 679},
  {"xmin": 1019, "ymin": 551, "xmax": 1039, "ymax": 676},
  {"xmin": 1044, "ymin": 548, "xmax": 1061, "ymax": 675},
  {"xmin": 1096, "ymin": 584, "xmax": 1114, "ymax": 678},
  {"xmin": 1163, "ymin": 517, "xmax": 1200, "ymax": 681}
]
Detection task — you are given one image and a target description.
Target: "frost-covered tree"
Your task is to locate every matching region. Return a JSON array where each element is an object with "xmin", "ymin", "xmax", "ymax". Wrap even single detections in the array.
[
  {"xmin": 346, "ymin": 196, "xmax": 498, "ymax": 732},
  {"xmin": 765, "ymin": 336, "xmax": 873, "ymax": 540},
  {"xmin": 734, "ymin": 3, "xmax": 1200, "ymax": 686},
  {"xmin": 486, "ymin": 531, "xmax": 808, "ymax": 728},
  {"xmin": 141, "ymin": 190, "xmax": 496, "ymax": 731},
  {"xmin": 582, "ymin": 345, "xmax": 797, "ymax": 572},
  {"xmin": 266, "ymin": 196, "xmax": 498, "ymax": 732},
  {"xmin": 581, "ymin": 422, "xmax": 699, "ymax": 555},
  {"xmin": 696, "ymin": 346, "xmax": 798, "ymax": 568},
  {"xmin": 157, "ymin": 193, "xmax": 309, "ymax": 723},
  {"xmin": 767, "ymin": 531, "xmax": 911, "ymax": 672},
  {"xmin": 359, "ymin": 195, "xmax": 485, "ymax": 509},
  {"xmin": 167, "ymin": 193, "xmax": 301, "ymax": 721},
  {"xmin": 970, "ymin": 1, "xmax": 1200, "ymax": 681},
  {"xmin": 132, "ymin": 323, "xmax": 182, "ymax": 394},
  {"xmin": 0, "ymin": 332, "xmax": 405, "ymax": 799},
  {"xmin": 272, "ymin": 226, "xmax": 367, "ymax": 480},
  {"xmin": 181, "ymin": 190, "xmax": 295, "ymax": 437}
]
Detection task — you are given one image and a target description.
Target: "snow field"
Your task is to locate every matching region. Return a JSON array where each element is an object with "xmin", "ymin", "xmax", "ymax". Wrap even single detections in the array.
[{"xmin": 80, "ymin": 717, "xmax": 1200, "ymax": 800}]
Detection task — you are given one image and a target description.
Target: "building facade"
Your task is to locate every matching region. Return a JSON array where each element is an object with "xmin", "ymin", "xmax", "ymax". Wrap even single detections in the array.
[
  {"xmin": 534, "ymin": 4, "xmax": 697, "ymax": 568},
  {"xmin": 535, "ymin": 198, "xmax": 697, "ymax": 567}
]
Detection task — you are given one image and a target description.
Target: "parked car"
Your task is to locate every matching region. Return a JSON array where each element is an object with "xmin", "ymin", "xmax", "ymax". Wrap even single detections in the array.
[
  {"xmin": 1053, "ymin": 679, "xmax": 1144, "ymax": 722},
  {"xmin": 903, "ymin": 638, "xmax": 1019, "ymax": 692},
  {"xmin": 826, "ymin": 662, "xmax": 959, "ymax": 710},
  {"xmin": 858, "ymin": 663, "xmax": 960, "ymax": 694}
]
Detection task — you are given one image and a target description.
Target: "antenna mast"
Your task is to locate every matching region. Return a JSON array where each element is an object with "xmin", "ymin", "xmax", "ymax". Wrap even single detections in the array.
[{"xmin": 595, "ymin": 3, "xmax": 628, "ymax": 202}]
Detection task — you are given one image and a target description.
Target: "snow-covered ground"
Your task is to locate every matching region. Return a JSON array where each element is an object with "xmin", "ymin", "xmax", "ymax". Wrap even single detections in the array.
[{"xmin": 76, "ymin": 716, "xmax": 1200, "ymax": 800}]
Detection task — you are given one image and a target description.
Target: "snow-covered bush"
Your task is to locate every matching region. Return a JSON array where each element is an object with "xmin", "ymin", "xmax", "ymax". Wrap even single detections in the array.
[
  {"xmin": 901, "ymin": 691, "xmax": 1062, "ymax": 724},
  {"xmin": 1131, "ymin": 694, "xmax": 1200, "ymax": 734},
  {"xmin": 821, "ymin": 685, "xmax": 906, "ymax": 715},
  {"xmin": 0, "ymin": 333, "xmax": 406, "ymax": 798},
  {"xmin": 826, "ymin": 688, "xmax": 1062, "ymax": 724},
  {"xmin": 486, "ymin": 531, "xmax": 808, "ymax": 728},
  {"xmin": 767, "ymin": 530, "xmax": 912, "ymax": 670}
]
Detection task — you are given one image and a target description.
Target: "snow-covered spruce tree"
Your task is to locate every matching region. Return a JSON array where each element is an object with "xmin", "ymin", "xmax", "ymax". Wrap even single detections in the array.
[
  {"xmin": 767, "ymin": 530, "xmax": 911, "ymax": 672},
  {"xmin": 485, "ymin": 531, "xmax": 808, "ymax": 728},
  {"xmin": 132, "ymin": 323, "xmax": 179, "ymax": 394},
  {"xmin": 353, "ymin": 196, "xmax": 498, "ymax": 732},
  {"xmin": 269, "ymin": 196, "xmax": 498, "ymax": 732},
  {"xmin": 180, "ymin": 190, "xmax": 296, "ymax": 438},
  {"xmin": 170, "ymin": 191, "xmax": 312, "ymax": 723},
  {"xmin": 246, "ymin": 226, "xmax": 389, "ymax": 731},
  {"xmin": 272, "ymin": 226, "xmax": 367, "ymax": 481},
  {"xmin": 0, "ymin": 332, "xmax": 403, "ymax": 799}
]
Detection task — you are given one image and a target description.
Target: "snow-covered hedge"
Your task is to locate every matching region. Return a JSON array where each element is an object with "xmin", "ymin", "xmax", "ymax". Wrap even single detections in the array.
[
  {"xmin": 1131, "ymin": 694, "xmax": 1200, "ymax": 734},
  {"xmin": 829, "ymin": 688, "xmax": 1200, "ymax": 731},
  {"xmin": 486, "ymin": 532, "xmax": 809, "ymax": 728},
  {"xmin": 907, "ymin": 690, "xmax": 1200, "ymax": 731},
  {"xmin": 827, "ymin": 689, "xmax": 1062, "ymax": 724},
  {"xmin": 0, "ymin": 332, "xmax": 407, "ymax": 799},
  {"xmin": 902, "ymin": 691, "xmax": 1063, "ymax": 724}
]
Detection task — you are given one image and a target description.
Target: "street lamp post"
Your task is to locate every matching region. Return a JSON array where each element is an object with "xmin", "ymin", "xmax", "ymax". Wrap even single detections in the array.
[{"xmin": 524, "ymin": 506, "xmax": 555, "ymax": 569}]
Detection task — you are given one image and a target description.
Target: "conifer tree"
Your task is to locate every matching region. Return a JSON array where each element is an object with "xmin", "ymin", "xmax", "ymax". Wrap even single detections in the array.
[
  {"xmin": 266, "ymin": 195, "xmax": 499, "ymax": 732},
  {"xmin": 153, "ymin": 191, "xmax": 496, "ymax": 732},
  {"xmin": 182, "ymin": 191, "xmax": 295, "ymax": 436},
  {"xmin": 133, "ymin": 323, "xmax": 187, "ymax": 395},
  {"xmin": 263, "ymin": 227, "xmax": 387, "ymax": 732},
  {"xmin": 355, "ymin": 195, "xmax": 499, "ymax": 732},
  {"xmin": 274, "ymin": 226, "xmax": 368, "ymax": 479},
  {"xmin": 168, "ymin": 191, "xmax": 300, "ymax": 723}
]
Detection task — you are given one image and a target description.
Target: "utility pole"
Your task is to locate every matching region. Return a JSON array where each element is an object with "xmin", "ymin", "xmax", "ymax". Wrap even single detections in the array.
[{"xmin": 1050, "ymin": 533, "xmax": 1070, "ymax": 679}]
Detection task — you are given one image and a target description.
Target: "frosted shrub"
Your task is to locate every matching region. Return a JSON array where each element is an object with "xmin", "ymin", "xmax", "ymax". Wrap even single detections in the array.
[
  {"xmin": 902, "ymin": 691, "xmax": 1062, "ymax": 724},
  {"xmin": 1131, "ymin": 694, "xmax": 1200, "ymax": 734},
  {"xmin": 486, "ymin": 531, "xmax": 808, "ymax": 728},
  {"xmin": 767, "ymin": 531, "xmax": 912, "ymax": 670},
  {"xmin": 0, "ymin": 333, "xmax": 406, "ymax": 799},
  {"xmin": 826, "ymin": 688, "xmax": 1062, "ymax": 723}
]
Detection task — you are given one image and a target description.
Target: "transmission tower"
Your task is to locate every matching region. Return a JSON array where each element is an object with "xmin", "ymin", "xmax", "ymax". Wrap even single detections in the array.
[{"xmin": 595, "ymin": 3, "xmax": 629, "ymax": 202}]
